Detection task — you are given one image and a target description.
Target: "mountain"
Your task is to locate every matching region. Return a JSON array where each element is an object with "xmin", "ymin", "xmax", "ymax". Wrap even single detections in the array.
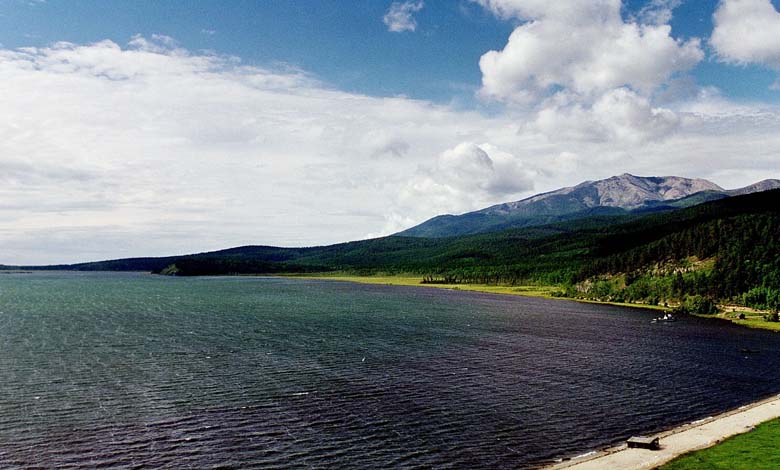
[
  {"xmin": 396, "ymin": 174, "xmax": 780, "ymax": 238},
  {"xmin": 727, "ymin": 179, "xmax": 780, "ymax": 196}
]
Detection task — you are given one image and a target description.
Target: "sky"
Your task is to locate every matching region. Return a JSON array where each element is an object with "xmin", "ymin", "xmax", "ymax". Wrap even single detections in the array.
[{"xmin": 1, "ymin": 0, "xmax": 780, "ymax": 264}]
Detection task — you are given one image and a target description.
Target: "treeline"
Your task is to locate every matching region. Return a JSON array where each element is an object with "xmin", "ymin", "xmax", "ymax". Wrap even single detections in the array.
[{"xmin": 570, "ymin": 213, "xmax": 780, "ymax": 309}]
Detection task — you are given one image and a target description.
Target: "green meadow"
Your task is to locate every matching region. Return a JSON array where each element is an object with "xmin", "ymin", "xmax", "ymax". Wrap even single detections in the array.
[{"xmin": 660, "ymin": 419, "xmax": 780, "ymax": 470}]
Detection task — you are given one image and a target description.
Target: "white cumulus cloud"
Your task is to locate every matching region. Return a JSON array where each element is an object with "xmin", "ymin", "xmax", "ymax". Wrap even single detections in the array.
[
  {"xmin": 711, "ymin": 0, "xmax": 780, "ymax": 69},
  {"xmin": 397, "ymin": 142, "xmax": 536, "ymax": 217},
  {"xmin": 477, "ymin": 0, "xmax": 702, "ymax": 99},
  {"xmin": 474, "ymin": 0, "xmax": 701, "ymax": 143},
  {"xmin": 383, "ymin": 1, "xmax": 424, "ymax": 33}
]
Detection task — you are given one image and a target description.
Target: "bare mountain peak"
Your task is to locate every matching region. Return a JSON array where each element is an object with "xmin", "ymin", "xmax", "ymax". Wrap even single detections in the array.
[
  {"xmin": 397, "ymin": 173, "xmax": 777, "ymax": 238},
  {"xmin": 588, "ymin": 174, "xmax": 723, "ymax": 208},
  {"xmin": 728, "ymin": 179, "xmax": 780, "ymax": 196},
  {"xmin": 503, "ymin": 174, "xmax": 723, "ymax": 212}
]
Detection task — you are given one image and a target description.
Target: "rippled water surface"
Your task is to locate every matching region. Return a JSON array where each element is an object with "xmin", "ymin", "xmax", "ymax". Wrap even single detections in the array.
[{"xmin": 1, "ymin": 272, "xmax": 780, "ymax": 469}]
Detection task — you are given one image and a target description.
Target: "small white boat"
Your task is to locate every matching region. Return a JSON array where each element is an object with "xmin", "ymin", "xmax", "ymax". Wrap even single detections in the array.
[{"xmin": 652, "ymin": 313, "xmax": 676, "ymax": 323}]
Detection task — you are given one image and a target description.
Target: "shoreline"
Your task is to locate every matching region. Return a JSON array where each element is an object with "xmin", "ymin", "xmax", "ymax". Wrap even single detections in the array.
[
  {"xmin": 544, "ymin": 393, "xmax": 780, "ymax": 470},
  {"xmin": 289, "ymin": 274, "xmax": 780, "ymax": 331}
]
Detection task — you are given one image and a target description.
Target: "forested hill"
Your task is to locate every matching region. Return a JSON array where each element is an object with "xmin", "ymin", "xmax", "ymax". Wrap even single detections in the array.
[{"xmin": 15, "ymin": 189, "xmax": 780, "ymax": 311}]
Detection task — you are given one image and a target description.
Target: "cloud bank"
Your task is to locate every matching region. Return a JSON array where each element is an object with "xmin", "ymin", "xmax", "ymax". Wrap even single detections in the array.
[
  {"xmin": 1, "ymin": 24, "xmax": 780, "ymax": 264},
  {"xmin": 0, "ymin": 37, "xmax": 505, "ymax": 263}
]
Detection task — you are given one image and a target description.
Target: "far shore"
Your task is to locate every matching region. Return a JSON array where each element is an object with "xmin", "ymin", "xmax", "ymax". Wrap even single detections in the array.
[
  {"xmin": 285, "ymin": 273, "xmax": 674, "ymax": 312},
  {"xmin": 285, "ymin": 273, "xmax": 780, "ymax": 331},
  {"xmin": 544, "ymin": 393, "xmax": 780, "ymax": 470}
]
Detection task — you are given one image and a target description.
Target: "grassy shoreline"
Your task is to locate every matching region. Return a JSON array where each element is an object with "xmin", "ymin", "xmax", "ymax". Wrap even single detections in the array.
[
  {"xmin": 548, "ymin": 394, "xmax": 780, "ymax": 470},
  {"xmin": 659, "ymin": 417, "xmax": 780, "ymax": 470},
  {"xmin": 707, "ymin": 309, "xmax": 780, "ymax": 332}
]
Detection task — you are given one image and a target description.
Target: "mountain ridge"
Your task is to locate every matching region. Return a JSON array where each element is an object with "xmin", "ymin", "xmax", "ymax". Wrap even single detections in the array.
[{"xmin": 397, "ymin": 174, "xmax": 780, "ymax": 238}]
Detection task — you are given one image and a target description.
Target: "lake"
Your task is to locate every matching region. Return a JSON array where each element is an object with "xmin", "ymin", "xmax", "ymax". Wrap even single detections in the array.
[{"xmin": 1, "ymin": 272, "xmax": 779, "ymax": 469}]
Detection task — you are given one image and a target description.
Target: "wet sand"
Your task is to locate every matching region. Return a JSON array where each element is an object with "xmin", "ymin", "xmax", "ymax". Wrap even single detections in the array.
[{"xmin": 546, "ymin": 394, "xmax": 780, "ymax": 470}]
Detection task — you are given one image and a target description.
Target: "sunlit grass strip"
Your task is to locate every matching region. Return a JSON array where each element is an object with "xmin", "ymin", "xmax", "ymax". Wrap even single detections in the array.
[
  {"xmin": 660, "ymin": 419, "xmax": 780, "ymax": 470},
  {"xmin": 724, "ymin": 310, "xmax": 780, "ymax": 332},
  {"xmin": 290, "ymin": 273, "xmax": 558, "ymax": 297}
]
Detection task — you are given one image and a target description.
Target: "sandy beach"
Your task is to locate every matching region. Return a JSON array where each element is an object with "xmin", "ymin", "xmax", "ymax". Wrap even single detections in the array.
[{"xmin": 546, "ymin": 394, "xmax": 780, "ymax": 470}]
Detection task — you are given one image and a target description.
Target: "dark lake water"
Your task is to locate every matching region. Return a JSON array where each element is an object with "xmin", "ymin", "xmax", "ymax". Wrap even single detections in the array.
[{"xmin": 1, "ymin": 272, "xmax": 779, "ymax": 469}]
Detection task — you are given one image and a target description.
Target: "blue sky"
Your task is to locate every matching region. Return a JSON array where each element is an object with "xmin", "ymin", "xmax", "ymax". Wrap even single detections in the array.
[
  {"xmin": 2, "ymin": 0, "xmax": 778, "ymax": 104},
  {"xmin": 1, "ymin": 0, "xmax": 780, "ymax": 264},
  {"xmin": 0, "ymin": 1, "xmax": 514, "ymax": 103}
]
